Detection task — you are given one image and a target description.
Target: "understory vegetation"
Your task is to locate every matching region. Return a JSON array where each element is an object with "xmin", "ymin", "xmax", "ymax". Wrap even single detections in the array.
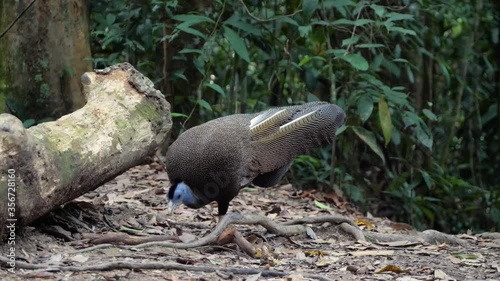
[{"xmin": 89, "ymin": 0, "xmax": 499, "ymax": 233}]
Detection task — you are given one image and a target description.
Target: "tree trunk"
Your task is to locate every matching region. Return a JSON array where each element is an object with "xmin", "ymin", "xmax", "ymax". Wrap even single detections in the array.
[
  {"xmin": 0, "ymin": 63, "xmax": 172, "ymax": 240},
  {"xmin": 0, "ymin": 0, "xmax": 92, "ymax": 120}
]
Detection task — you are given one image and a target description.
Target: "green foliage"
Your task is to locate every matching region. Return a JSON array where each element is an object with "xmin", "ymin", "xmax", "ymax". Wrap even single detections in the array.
[{"xmin": 89, "ymin": 0, "xmax": 500, "ymax": 233}]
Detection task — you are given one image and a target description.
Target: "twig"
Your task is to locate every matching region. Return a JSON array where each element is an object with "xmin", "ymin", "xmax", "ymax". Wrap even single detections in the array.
[{"xmin": 345, "ymin": 6, "xmax": 364, "ymax": 54}]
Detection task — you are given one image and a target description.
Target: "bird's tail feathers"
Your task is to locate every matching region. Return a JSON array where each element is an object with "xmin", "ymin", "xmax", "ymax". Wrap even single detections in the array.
[{"xmin": 250, "ymin": 102, "xmax": 345, "ymax": 173}]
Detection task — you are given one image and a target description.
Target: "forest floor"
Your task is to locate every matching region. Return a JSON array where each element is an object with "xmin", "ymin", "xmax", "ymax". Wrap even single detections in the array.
[{"xmin": 1, "ymin": 160, "xmax": 499, "ymax": 281}]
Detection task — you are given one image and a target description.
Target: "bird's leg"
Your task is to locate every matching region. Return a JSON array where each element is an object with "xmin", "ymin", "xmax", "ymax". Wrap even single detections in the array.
[{"xmin": 216, "ymin": 214, "xmax": 225, "ymax": 225}]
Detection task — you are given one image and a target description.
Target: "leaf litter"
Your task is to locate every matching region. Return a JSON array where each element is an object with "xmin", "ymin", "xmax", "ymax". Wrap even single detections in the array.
[{"xmin": 0, "ymin": 159, "xmax": 499, "ymax": 281}]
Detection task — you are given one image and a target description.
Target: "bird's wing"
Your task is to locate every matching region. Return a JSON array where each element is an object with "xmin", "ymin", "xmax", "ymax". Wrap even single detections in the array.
[{"xmin": 249, "ymin": 102, "xmax": 345, "ymax": 174}]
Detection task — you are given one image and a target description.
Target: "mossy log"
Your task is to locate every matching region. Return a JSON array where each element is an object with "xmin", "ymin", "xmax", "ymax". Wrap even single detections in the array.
[{"xmin": 0, "ymin": 63, "xmax": 172, "ymax": 240}]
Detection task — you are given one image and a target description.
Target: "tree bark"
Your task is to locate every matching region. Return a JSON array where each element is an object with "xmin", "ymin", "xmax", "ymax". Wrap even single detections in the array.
[
  {"xmin": 0, "ymin": 63, "xmax": 172, "ymax": 239},
  {"xmin": 0, "ymin": 0, "xmax": 92, "ymax": 120}
]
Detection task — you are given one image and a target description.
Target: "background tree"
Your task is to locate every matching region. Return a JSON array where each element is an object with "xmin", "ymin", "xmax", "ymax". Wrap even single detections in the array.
[{"xmin": 0, "ymin": 0, "xmax": 92, "ymax": 124}]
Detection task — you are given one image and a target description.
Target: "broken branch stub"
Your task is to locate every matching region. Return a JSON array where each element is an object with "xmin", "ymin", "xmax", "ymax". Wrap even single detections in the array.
[{"xmin": 0, "ymin": 63, "xmax": 171, "ymax": 240}]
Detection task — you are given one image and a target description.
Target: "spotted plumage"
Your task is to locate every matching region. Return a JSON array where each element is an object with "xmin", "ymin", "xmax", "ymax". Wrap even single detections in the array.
[{"xmin": 165, "ymin": 102, "xmax": 346, "ymax": 215}]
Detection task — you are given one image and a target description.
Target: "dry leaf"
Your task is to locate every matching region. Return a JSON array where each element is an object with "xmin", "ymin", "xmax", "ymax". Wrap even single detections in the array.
[
  {"xmin": 315, "ymin": 256, "xmax": 340, "ymax": 267},
  {"xmin": 178, "ymin": 232, "xmax": 197, "ymax": 243},
  {"xmin": 350, "ymin": 250, "xmax": 394, "ymax": 256},
  {"xmin": 355, "ymin": 218, "xmax": 374, "ymax": 228},
  {"xmin": 377, "ymin": 240, "xmax": 420, "ymax": 247},
  {"xmin": 375, "ymin": 264, "xmax": 409, "ymax": 274},
  {"xmin": 70, "ymin": 254, "xmax": 89, "ymax": 263},
  {"xmin": 295, "ymin": 252, "xmax": 306, "ymax": 260},
  {"xmin": 217, "ymin": 227, "xmax": 235, "ymax": 245},
  {"xmin": 306, "ymin": 227, "xmax": 317, "ymax": 239},
  {"xmin": 47, "ymin": 254, "xmax": 63, "ymax": 264},
  {"xmin": 434, "ymin": 269, "xmax": 449, "ymax": 280},
  {"xmin": 246, "ymin": 272, "xmax": 261, "ymax": 281},
  {"xmin": 306, "ymin": 250, "xmax": 328, "ymax": 256}
]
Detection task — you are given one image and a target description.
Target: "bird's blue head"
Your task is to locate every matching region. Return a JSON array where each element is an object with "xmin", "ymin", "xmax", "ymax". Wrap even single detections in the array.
[{"xmin": 167, "ymin": 181, "xmax": 197, "ymax": 214}]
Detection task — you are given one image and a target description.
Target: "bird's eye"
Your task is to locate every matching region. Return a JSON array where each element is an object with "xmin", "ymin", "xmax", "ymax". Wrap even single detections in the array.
[{"xmin": 175, "ymin": 195, "xmax": 181, "ymax": 200}]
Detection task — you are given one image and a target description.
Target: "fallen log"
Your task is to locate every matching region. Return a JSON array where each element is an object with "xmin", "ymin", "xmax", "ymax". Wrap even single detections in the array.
[{"xmin": 0, "ymin": 63, "xmax": 171, "ymax": 240}]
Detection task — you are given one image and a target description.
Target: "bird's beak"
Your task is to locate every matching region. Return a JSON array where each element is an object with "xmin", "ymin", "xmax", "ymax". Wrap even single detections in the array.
[{"xmin": 167, "ymin": 200, "xmax": 176, "ymax": 214}]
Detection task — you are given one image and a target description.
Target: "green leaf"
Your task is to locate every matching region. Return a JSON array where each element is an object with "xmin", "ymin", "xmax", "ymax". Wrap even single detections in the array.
[
  {"xmin": 341, "ymin": 35, "xmax": 360, "ymax": 47},
  {"xmin": 391, "ymin": 126, "xmax": 401, "ymax": 145},
  {"xmin": 314, "ymin": 200, "xmax": 331, "ymax": 210},
  {"xmin": 106, "ymin": 14, "xmax": 116, "ymax": 25},
  {"xmin": 302, "ymin": 0, "xmax": 319, "ymax": 20},
  {"xmin": 336, "ymin": 124, "xmax": 347, "ymax": 136},
  {"xmin": 323, "ymin": 0, "xmax": 355, "ymax": 8},
  {"xmin": 385, "ymin": 12, "xmax": 414, "ymax": 21},
  {"xmin": 172, "ymin": 14, "xmax": 215, "ymax": 24},
  {"xmin": 197, "ymin": 99, "xmax": 212, "ymax": 111},
  {"xmin": 356, "ymin": 43, "xmax": 384, "ymax": 48},
  {"xmin": 171, "ymin": 112, "xmax": 188, "ymax": 118},
  {"xmin": 406, "ymin": 65, "xmax": 415, "ymax": 84},
  {"xmin": 307, "ymin": 93, "xmax": 320, "ymax": 102},
  {"xmin": 481, "ymin": 103, "xmax": 497, "ymax": 126},
  {"xmin": 281, "ymin": 16, "xmax": 299, "ymax": 26},
  {"xmin": 356, "ymin": 95, "xmax": 373, "ymax": 122},
  {"xmin": 204, "ymin": 82, "xmax": 226, "ymax": 96},
  {"xmin": 381, "ymin": 57, "xmax": 401, "ymax": 77},
  {"xmin": 415, "ymin": 126, "xmax": 433, "ymax": 149},
  {"xmin": 175, "ymin": 22, "xmax": 207, "ymax": 39},
  {"xmin": 419, "ymin": 169, "xmax": 432, "ymax": 189},
  {"xmin": 298, "ymin": 25, "xmax": 312, "ymax": 37},
  {"xmin": 23, "ymin": 119, "xmax": 36, "ymax": 128},
  {"xmin": 179, "ymin": 48, "xmax": 204, "ymax": 55},
  {"xmin": 388, "ymin": 26, "xmax": 417, "ymax": 36},
  {"xmin": 370, "ymin": 4, "xmax": 386, "ymax": 17},
  {"xmin": 223, "ymin": 16, "xmax": 262, "ymax": 36},
  {"xmin": 354, "ymin": 19, "xmax": 375, "ymax": 26},
  {"xmin": 352, "ymin": 126, "xmax": 386, "ymax": 164},
  {"xmin": 298, "ymin": 55, "xmax": 326, "ymax": 66},
  {"xmin": 422, "ymin": 109, "xmax": 437, "ymax": 121},
  {"xmin": 341, "ymin": 53, "xmax": 369, "ymax": 71},
  {"xmin": 120, "ymin": 226, "xmax": 142, "ymax": 234},
  {"xmin": 382, "ymin": 86, "xmax": 408, "ymax": 106},
  {"xmin": 403, "ymin": 111, "xmax": 421, "ymax": 128},
  {"xmin": 438, "ymin": 59, "xmax": 450, "ymax": 85},
  {"xmin": 172, "ymin": 70, "xmax": 188, "ymax": 81},
  {"xmin": 223, "ymin": 26, "xmax": 250, "ymax": 63},
  {"xmin": 393, "ymin": 58, "xmax": 409, "ymax": 63},
  {"xmin": 37, "ymin": 117, "xmax": 54, "ymax": 124},
  {"xmin": 332, "ymin": 18, "xmax": 354, "ymax": 25},
  {"xmin": 378, "ymin": 96, "xmax": 392, "ymax": 146},
  {"xmin": 299, "ymin": 56, "xmax": 313, "ymax": 66}
]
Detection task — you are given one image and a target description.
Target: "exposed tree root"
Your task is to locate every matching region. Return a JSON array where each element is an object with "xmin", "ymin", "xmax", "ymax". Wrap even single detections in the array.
[
  {"xmin": 0, "ymin": 256, "xmax": 330, "ymax": 280},
  {"xmin": 283, "ymin": 214, "xmax": 356, "ymax": 226},
  {"xmin": 421, "ymin": 230, "xmax": 468, "ymax": 246},
  {"xmin": 164, "ymin": 219, "xmax": 211, "ymax": 229},
  {"xmin": 365, "ymin": 229, "xmax": 468, "ymax": 246},
  {"xmin": 73, "ymin": 212, "xmax": 469, "ymax": 255},
  {"xmin": 477, "ymin": 232, "xmax": 500, "ymax": 240},
  {"xmin": 0, "ymin": 212, "xmax": 476, "ymax": 280},
  {"xmin": 81, "ymin": 232, "xmax": 180, "ymax": 245}
]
